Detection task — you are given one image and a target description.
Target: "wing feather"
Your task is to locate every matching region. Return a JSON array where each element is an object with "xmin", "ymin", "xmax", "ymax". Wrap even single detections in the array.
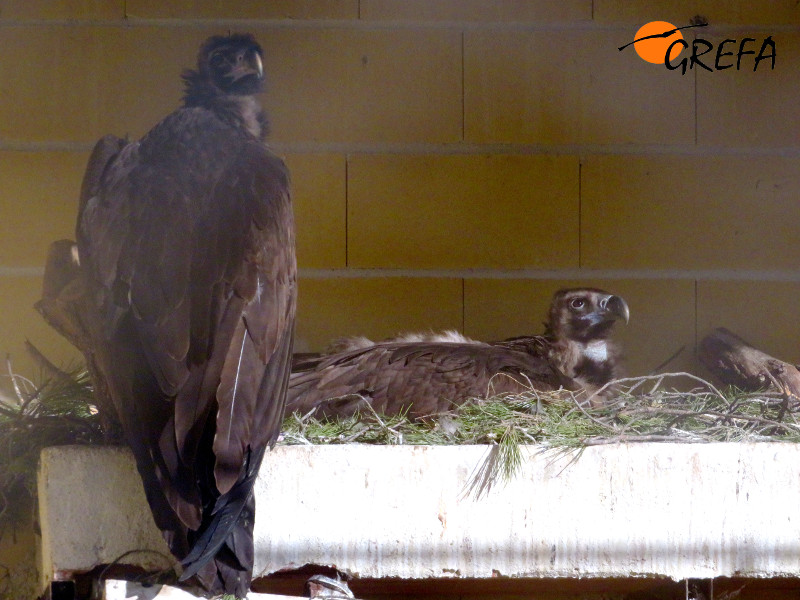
[
  {"xmin": 286, "ymin": 341, "xmax": 560, "ymax": 419},
  {"xmin": 78, "ymin": 106, "xmax": 296, "ymax": 589}
]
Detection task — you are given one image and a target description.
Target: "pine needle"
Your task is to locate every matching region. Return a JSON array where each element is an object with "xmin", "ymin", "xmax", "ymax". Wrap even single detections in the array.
[
  {"xmin": 280, "ymin": 373, "xmax": 800, "ymax": 497},
  {"xmin": 0, "ymin": 358, "xmax": 105, "ymax": 533}
]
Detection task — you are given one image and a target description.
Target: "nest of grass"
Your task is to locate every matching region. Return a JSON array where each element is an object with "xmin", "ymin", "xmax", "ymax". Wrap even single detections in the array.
[
  {"xmin": 2, "ymin": 357, "xmax": 800, "ymax": 530},
  {"xmin": 283, "ymin": 371, "xmax": 800, "ymax": 448},
  {"xmin": 282, "ymin": 372, "xmax": 800, "ymax": 496},
  {"xmin": 0, "ymin": 352, "xmax": 106, "ymax": 533}
]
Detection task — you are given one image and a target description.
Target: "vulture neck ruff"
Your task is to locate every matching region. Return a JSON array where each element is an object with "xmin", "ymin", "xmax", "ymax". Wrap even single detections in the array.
[
  {"xmin": 181, "ymin": 73, "xmax": 267, "ymax": 140},
  {"xmin": 230, "ymin": 95, "xmax": 263, "ymax": 139}
]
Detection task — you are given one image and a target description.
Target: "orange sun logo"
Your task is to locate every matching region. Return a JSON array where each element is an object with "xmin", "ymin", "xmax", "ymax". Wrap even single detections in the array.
[{"xmin": 631, "ymin": 21, "xmax": 685, "ymax": 64}]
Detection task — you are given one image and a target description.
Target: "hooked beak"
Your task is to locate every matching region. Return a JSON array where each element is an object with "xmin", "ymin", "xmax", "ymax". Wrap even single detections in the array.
[
  {"xmin": 229, "ymin": 50, "xmax": 264, "ymax": 82},
  {"xmin": 253, "ymin": 51, "xmax": 263, "ymax": 78},
  {"xmin": 599, "ymin": 294, "xmax": 630, "ymax": 324}
]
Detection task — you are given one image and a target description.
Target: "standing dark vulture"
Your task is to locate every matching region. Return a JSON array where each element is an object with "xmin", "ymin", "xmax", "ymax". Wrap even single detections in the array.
[
  {"xmin": 287, "ymin": 288, "xmax": 628, "ymax": 419},
  {"xmin": 75, "ymin": 34, "xmax": 296, "ymax": 596}
]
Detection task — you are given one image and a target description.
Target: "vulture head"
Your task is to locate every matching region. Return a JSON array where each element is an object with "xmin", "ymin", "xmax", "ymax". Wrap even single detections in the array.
[
  {"xmin": 548, "ymin": 288, "xmax": 629, "ymax": 344},
  {"xmin": 185, "ymin": 33, "xmax": 265, "ymax": 98}
]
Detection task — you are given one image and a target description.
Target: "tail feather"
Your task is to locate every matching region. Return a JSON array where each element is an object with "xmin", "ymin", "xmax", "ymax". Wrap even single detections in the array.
[{"xmin": 179, "ymin": 445, "xmax": 265, "ymax": 589}]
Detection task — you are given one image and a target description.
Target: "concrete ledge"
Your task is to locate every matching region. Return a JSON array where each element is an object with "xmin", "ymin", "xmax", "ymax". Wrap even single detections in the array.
[
  {"xmin": 37, "ymin": 445, "xmax": 172, "ymax": 592},
  {"xmin": 39, "ymin": 443, "xmax": 800, "ymax": 591}
]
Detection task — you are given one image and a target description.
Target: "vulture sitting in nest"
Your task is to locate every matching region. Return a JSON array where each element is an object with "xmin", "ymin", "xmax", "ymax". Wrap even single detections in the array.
[
  {"xmin": 72, "ymin": 34, "xmax": 296, "ymax": 596},
  {"xmin": 287, "ymin": 288, "xmax": 629, "ymax": 419}
]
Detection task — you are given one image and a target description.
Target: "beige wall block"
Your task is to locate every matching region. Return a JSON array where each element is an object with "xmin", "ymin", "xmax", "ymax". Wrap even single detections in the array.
[
  {"xmin": 465, "ymin": 30, "xmax": 694, "ymax": 145},
  {"xmin": 360, "ymin": 0, "xmax": 590, "ymax": 22},
  {"xmin": 0, "ymin": 0, "xmax": 123, "ymax": 19},
  {"xmin": 283, "ymin": 153, "xmax": 346, "ymax": 269},
  {"xmin": 697, "ymin": 33, "xmax": 792, "ymax": 147},
  {"xmin": 0, "ymin": 275, "xmax": 81, "ymax": 398},
  {"xmin": 125, "ymin": 0, "xmax": 357, "ymax": 19},
  {"xmin": 88, "ymin": 27, "xmax": 459, "ymax": 145},
  {"xmin": 0, "ymin": 26, "xmax": 104, "ymax": 142},
  {"xmin": 595, "ymin": 1, "xmax": 800, "ymax": 25},
  {"xmin": 347, "ymin": 154, "xmax": 579, "ymax": 269},
  {"xmin": 463, "ymin": 279, "xmax": 559, "ymax": 340},
  {"xmin": 464, "ymin": 278, "xmax": 697, "ymax": 377},
  {"xmin": 0, "ymin": 26, "xmax": 210, "ymax": 143},
  {"xmin": 697, "ymin": 280, "xmax": 800, "ymax": 366},
  {"xmin": 581, "ymin": 155, "xmax": 800, "ymax": 269},
  {"xmin": 0, "ymin": 151, "xmax": 87, "ymax": 267},
  {"xmin": 0, "ymin": 24, "xmax": 458, "ymax": 145},
  {"xmin": 92, "ymin": 28, "xmax": 222, "ymax": 141},
  {"xmin": 258, "ymin": 28, "xmax": 462, "ymax": 144},
  {"xmin": 295, "ymin": 277, "xmax": 463, "ymax": 352}
]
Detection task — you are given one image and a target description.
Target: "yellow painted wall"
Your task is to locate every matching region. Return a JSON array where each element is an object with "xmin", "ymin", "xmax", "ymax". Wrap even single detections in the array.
[
  {"xmin": 0, "ymin": 2, "xmax": 798, "ymax": 593},
  {"xmin": 2, "ymin": 1, "xmax": 797, "ymax": 388},
  {"xmin": 2, "ymin": 1, "xmax": 798, "ymax": 391}
]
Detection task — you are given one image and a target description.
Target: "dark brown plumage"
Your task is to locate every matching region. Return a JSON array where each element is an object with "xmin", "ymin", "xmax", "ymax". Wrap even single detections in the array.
[
  {"xmin": 287, "ymin": 288, "xmax": 628, "ymax": 419},
  {"xmin": 75, "ymin": 33, "xmax": 296, "ymax": 596}
]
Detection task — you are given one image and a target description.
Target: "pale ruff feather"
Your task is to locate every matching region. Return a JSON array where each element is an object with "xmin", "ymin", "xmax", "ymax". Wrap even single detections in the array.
[{"xmin": 583, "ymin": 340, "xmax": 608, "ymax": 363}]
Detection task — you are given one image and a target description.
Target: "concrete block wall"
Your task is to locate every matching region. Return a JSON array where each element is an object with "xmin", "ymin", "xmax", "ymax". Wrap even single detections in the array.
[{"xmin": 1, "ymin": 0, "xmax": 799, "ymax": 392}]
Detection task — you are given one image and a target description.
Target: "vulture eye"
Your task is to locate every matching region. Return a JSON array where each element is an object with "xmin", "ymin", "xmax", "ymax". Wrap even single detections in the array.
[{"xmin": 569, "ymin": 297, "xmax": 586, "ymax": 310}]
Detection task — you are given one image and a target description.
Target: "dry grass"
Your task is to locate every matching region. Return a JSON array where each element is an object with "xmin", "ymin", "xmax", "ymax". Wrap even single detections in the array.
[
  {"xmin": 282, "ymin": 371, "xmax": 800, "ymax": 496},
  {"xmin": 283, "ymin": 371, "xmax": 800, "ymax": 448}
]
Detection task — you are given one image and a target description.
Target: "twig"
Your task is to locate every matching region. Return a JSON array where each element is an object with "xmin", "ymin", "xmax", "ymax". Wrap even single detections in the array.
[
  {"xmin": 569, "ymin": 390, "xmax": 618, "ymax": 430},
  {"xmin": 5, "ymin": 355, "xmax": 34, "ymax": 406}
]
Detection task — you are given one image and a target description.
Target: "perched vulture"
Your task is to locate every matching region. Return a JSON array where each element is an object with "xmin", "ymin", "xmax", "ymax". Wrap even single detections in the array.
[
  {"xmin": 75, "ymin": 34, "xmax": 296, "ymax": 596},
  {"xmin": 287, "ymin": 288, "xmax": 628, "ymax": 419}
]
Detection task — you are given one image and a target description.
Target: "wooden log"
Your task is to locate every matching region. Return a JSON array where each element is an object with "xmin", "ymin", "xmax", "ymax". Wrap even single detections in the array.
[{"xmin": 698, "ymin": 327, "xmax": 800, "ymax": 404}]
